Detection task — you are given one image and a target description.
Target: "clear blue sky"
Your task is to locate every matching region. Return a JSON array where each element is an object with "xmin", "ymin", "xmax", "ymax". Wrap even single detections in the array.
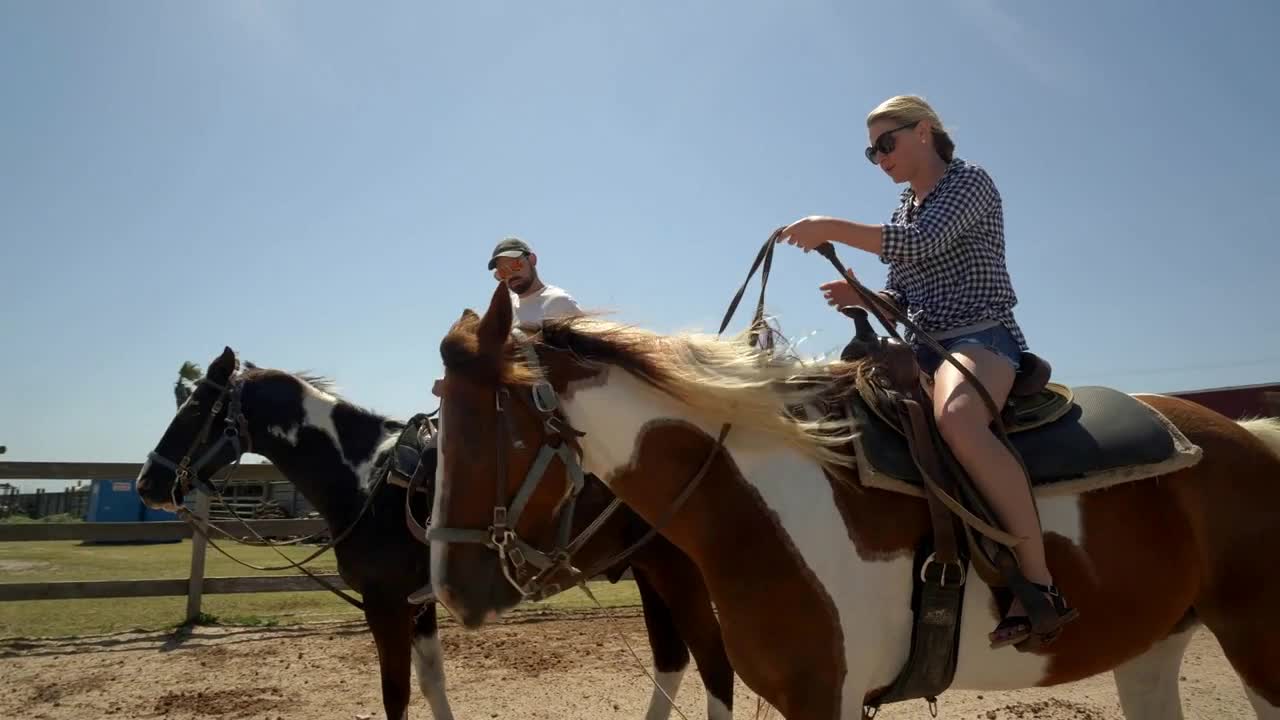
[{"xmin": 3, "ymin": 1, "xmax": 1278, "ymax": 489}]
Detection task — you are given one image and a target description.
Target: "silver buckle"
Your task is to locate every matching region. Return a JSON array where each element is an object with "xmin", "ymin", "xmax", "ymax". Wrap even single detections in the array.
[
  {"xmin": 531, "ymin": 381, "xmax": 558, "ymax": 413},
  {"xmin": 919, "ymin": 552, "xmax": 966, "ymax": 587}
]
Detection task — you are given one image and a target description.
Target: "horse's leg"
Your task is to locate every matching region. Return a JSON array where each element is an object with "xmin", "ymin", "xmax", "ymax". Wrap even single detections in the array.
[
  {"xmin": 1198, "ymin": 609, "xmax": 1280, "ymax": 718},
  {"xmin": 633, "ymin": 544, "xmax": 734, "ymax": 720},
  {"xmin": 1176, "ymin": 417, "xmax": 1280, "ymax": 717},
  {"xmin": 410, "ymin": 603, "xmax": 454, "ymax": 720},
  {"xmin": 634, "ymin": 567, "xmax": 691, "ymax": 720},
  {"xmin": 1112, "ymin": 621, "xmax": 1197, "ymax": 720},
  {"xmin": 363, "ymin": 593, "xmax": 415, "ymax": 720}
]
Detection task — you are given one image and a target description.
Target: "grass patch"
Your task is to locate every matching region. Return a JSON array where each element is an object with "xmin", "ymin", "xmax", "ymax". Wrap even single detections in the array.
[
  {"xmin": 0, "ymin": 513, "xmax": 84, "ymax": 524},
  {"xmin": 0, "ymin": 540, "xmax": 640, "ymax": 637}
]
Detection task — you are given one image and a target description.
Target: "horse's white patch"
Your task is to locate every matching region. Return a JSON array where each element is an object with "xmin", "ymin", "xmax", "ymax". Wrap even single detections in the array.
[
  {"xmin": 1246, "ymin": 685, "xmax": 1280, "ymax": 719},
  {"xmin": 359, "ymin": 432, "xmax": 399, "ymax": 489},
  {"xmin": 267, "ymin": 424, "xmax": 299, "ymax": 446},
  {"xmin": 300, "ymin": 384, "xmax": 344, "ymax": 452},
  {"xmin": 562, "ymin": 369, "xmax": 910, "ymax": 716},
  {"xmin": 707, "ymin": 694, "xmax": 732, "ymax": 720},
  {"xmin": 135, "ymin": 457, "xmax": 152, "ymax": 483},
  {"xmin": 298, "ymin": 383, "xmax": 372, "ymax": 481},
  {"xmin": 1112, "ymin": 625, "xmax": 1196, "ymax": 720},
  {"xmin": 430, "ymin": 401, "xmax": 453, "ymax": 614},
  {"xmin": 1038, "ymin": 494, "xmax": 1085, "ymax": 548},
  {"xmin": 644, "ymin": 669, "xmax": 685, "ymax": 720},
  {"xmin": 412, "ymin": 632, "xmax": 454, "ymax": 720}
]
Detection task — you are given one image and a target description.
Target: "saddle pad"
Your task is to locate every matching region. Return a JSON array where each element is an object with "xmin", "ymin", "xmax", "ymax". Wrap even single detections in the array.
[{"xmin": 851, "ymin": 386, "xmax": 1203, "ymax": 498}]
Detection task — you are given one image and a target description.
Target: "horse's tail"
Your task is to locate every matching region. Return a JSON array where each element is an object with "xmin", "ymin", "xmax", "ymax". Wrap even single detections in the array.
[{"xmin": 1238, "ymin": 417, "xmax": 1280, "ymax": 460}]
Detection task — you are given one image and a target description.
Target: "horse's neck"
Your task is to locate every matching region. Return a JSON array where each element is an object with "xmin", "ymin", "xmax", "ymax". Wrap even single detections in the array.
[{"xmin": 246, "ymin": 391, "xmax": 392, "ymax": 528}]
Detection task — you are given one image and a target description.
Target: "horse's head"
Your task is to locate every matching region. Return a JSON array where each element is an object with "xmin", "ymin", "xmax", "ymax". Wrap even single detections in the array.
[
  {"xmin": 136, "ymin": 347, "xmax": 247, "ymax": 510},
  {"xmin": 430, "ymin": 284, "xmax": 597, "ymax": 627}
]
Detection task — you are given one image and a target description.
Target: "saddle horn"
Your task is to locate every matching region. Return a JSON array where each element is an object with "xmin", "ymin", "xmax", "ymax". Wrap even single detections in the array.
[{"xmin": 839, "ymin": 306, "xmax": 880, "ymax": 362}]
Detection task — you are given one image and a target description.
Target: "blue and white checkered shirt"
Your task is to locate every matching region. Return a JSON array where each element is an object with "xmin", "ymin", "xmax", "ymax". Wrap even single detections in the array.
[{"xmin": 878, "ymin": 158, "xmax": 1028, "ymax": 351}]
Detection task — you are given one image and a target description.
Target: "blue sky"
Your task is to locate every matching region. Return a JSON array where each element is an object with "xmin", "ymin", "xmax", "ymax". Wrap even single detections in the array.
[{"xmin": 3, "ymin": 1, "xmax": 1278, "ymax": 489}]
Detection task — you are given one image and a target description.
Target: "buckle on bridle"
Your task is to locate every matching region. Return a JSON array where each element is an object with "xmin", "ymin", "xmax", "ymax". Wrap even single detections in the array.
[{"xmin": 531, "ymin": 380, "xmax": 558, "ymax": 413}]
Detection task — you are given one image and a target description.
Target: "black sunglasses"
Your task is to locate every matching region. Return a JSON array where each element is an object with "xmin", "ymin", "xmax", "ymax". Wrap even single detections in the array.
[{"xmin": 864, "ymin": 121, "xmax": 919, "ymax": 164}]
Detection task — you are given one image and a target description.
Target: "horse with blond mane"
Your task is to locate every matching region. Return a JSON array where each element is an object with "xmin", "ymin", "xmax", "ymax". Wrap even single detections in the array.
[{"xmin": 429, "ymin": 282, "xmax": 1280, "ymax": 719}]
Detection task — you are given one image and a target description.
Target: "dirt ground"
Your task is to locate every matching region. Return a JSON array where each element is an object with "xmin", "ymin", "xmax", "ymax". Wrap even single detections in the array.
[{"xmin": 0, "ymin": 609, "xmax": 1258, "ymax": 719}]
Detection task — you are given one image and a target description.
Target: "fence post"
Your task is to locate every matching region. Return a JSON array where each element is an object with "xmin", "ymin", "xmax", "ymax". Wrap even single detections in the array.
[{"xmin": 185, "ymin": 490, "xmax": 211, "ymax": 622}]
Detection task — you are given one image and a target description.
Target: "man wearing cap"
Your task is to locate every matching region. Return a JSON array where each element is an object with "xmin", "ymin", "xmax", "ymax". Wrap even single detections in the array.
[
  {"xmin": 488, "ymin": 237, "xmax": 583, "ymax": 328},
  {"xmin": 406, "ymin": 237, "xmax": 581, "ymax": 605}
]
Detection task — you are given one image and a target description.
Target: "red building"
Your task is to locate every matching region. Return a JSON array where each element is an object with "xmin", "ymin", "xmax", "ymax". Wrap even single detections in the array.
[{"xmin": 1167, "ymin": 381, "xmax": 1280, "ymax": 419}]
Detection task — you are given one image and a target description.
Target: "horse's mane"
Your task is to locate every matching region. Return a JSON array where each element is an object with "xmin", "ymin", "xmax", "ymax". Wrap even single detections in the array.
[
  {"xmin": 443, "ymin": 314, "xmax": 871, "ymax": 471},
  {"xmin": 240, "ymin": 364, "xmax": 406, "ymax": 432}
]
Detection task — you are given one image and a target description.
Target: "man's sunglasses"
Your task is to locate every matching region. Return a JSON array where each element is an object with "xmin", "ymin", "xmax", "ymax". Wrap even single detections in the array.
[
  {"xmin": 864, "ymin": 121, "xmax": 919, "ymax": 164},
  {"xmin": 494, "ymin": 257, "xmax": 527, "ymax": 279}
]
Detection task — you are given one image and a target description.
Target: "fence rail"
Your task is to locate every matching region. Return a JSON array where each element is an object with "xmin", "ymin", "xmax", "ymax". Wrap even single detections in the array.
[
  {"xmin": 0, "ymin": 461, "xmax": 285, "ymax": 482},
  {"xmin": 0, "ymin": 518, "xmax": 325, "ymax": 543},
  {"xmin": 1, "ymin": 461, "xmax": 344, "ymax": 622},
  {"xmin": 0, "ymin": 573, "xmax": 348, "ymax": 602}
]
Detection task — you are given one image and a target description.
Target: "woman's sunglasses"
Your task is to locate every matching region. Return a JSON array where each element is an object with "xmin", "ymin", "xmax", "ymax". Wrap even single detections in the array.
[{"xmin": 864, "ymin": 121, "xmax": 919, "ymax": 164}]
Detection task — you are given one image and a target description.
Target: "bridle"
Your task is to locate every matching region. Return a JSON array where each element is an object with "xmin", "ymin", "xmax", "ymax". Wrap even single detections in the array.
[
  {"xmin": 428, "ymin": 328, "xmax": 730, "ymax": 601},
  {"xmin": 146, "ymin": 371, "xmax": 252, "ymax": 503}
]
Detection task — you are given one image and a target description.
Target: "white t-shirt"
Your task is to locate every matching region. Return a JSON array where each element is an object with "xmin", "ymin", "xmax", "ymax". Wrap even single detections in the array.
[{"xmin": 513, "ymin": 284, "xmax": 583, "ymax": 328}]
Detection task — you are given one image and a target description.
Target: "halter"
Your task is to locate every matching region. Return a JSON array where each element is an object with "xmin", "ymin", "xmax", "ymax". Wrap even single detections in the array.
[{"xmin": 146, "ymin": 371, "xmax": 252, "ymax": 501}]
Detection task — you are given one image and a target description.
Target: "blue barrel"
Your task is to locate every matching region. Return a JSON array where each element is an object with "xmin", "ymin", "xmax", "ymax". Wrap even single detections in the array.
[
  {"xmin": 86, "ymin": 479, "xmax": 144, "ymax": 522},
  {"xmin": 85, "ymin": 479, "xmax": 180, "ymax": 544}
]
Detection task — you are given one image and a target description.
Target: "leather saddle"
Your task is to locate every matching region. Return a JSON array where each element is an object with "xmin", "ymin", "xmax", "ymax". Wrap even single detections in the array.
[{"xmin": 838, "ymin": 307, "xmax": 1072, "ymax": 433}]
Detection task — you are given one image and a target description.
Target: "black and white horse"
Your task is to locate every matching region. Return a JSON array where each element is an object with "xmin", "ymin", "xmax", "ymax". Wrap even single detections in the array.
[{"xmin": 136, "ymin": 347, "xmax": 734, "ymax": 720}]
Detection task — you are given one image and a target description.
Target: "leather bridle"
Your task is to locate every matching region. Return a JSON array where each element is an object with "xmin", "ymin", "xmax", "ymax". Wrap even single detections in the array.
[
  {"xmin": 428, "ymin": 328, "xmax": 730, "ymax": 601},
  {"xmin": 146, "ymin": 370, "xmax": 252, "ymax": 503}
]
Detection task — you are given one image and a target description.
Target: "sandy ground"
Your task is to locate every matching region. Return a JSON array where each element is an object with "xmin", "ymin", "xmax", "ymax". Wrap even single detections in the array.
[{"xmin": 0, "ymin": 609, "xmax": 1258, "ymax": 719}]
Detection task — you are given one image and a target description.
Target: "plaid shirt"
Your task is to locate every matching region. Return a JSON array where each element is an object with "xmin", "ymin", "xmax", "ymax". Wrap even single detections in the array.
[{"xmin": 878, "ymin": 158, "xmax": 1028, "ymax": 351}]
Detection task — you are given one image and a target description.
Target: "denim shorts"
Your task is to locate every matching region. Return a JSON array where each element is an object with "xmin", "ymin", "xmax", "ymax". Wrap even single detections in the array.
[{"xmin": 914, "ymin": 322, "xmax": 1022, "ymax": 376}]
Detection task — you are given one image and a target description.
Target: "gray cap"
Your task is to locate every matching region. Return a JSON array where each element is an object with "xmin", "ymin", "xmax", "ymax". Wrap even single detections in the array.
[{"xmin": 487, "ymin": 236, "xmax": 533, "ymax": 270}]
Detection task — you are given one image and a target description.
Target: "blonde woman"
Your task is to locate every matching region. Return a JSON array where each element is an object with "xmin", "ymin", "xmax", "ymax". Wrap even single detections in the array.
[{"xmin": 775, "ymin": 95, "xmax": 1078, "ymax": 650}]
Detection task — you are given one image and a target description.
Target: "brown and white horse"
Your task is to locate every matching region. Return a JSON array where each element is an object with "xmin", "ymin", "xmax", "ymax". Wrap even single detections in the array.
[{"xmin": 429, "ymin": 283, "xmax": 1280, "ymax": 720}]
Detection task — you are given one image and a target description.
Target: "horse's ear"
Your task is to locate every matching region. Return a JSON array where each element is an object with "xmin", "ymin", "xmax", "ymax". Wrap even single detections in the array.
[
  {"xmin": 209, "ymin": 346, "xmax": 237, "ymax": 381},
  {"xmin": 476, "ymin": 282, "xmax": 513, "ymax": 353}
]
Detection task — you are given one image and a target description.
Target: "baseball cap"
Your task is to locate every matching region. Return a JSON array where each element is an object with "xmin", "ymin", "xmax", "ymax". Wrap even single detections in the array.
[{"xmin": 487, "ymin": 237, "xmax": 533, "ymax": 270}]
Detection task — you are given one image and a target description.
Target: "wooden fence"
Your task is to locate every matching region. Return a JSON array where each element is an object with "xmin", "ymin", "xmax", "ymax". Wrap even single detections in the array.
[{"xmin": 0, "ymin": 461, "xmax": 348, "ymax": 622}]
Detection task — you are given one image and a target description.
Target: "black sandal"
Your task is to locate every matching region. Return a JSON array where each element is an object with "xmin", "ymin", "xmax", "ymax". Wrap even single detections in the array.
[{"xmin": 988, "ymin": 583, "xmax": 1079, "ymax": 650}]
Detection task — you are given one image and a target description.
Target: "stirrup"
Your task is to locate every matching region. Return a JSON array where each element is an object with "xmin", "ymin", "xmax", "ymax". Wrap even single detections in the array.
[
  {"xmin": 988, "ymin": 583, "xmax": 1079, "ymax": 650},
  {"xmin": 407, "ymin": 582, "xmax": 436, "ymax": 605}
]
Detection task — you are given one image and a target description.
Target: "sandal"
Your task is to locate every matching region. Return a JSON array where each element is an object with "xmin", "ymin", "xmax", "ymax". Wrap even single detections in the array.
[{"xmin": 988, "ymin": 582, "xmax": 1079, "ymax": 650}]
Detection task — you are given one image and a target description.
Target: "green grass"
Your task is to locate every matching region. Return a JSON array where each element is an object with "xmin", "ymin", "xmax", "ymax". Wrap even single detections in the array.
[
  {"xmin": 0, "ymin": 540, "xmax": 641, "ymax": 638},
  {"xmin": 0, "ymin": 513, "xmax": 84, "ymax": 524}
]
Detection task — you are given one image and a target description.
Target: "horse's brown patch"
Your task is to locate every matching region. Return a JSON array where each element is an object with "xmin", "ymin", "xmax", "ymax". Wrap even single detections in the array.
[{"xmin": 605, "ymin": 420, "xmax": 847, "ymax": 719}]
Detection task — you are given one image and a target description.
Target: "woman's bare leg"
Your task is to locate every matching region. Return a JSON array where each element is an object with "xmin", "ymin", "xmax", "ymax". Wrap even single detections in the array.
[{"xmin": 930, "ymin": 347, "xmax": 1052, "ymax": 593}]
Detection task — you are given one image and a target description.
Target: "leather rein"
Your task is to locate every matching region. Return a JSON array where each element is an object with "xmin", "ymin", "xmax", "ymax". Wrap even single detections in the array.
[{"xmin": 426, "ymin": 328, "xmax": 731, "ymax": 602}]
